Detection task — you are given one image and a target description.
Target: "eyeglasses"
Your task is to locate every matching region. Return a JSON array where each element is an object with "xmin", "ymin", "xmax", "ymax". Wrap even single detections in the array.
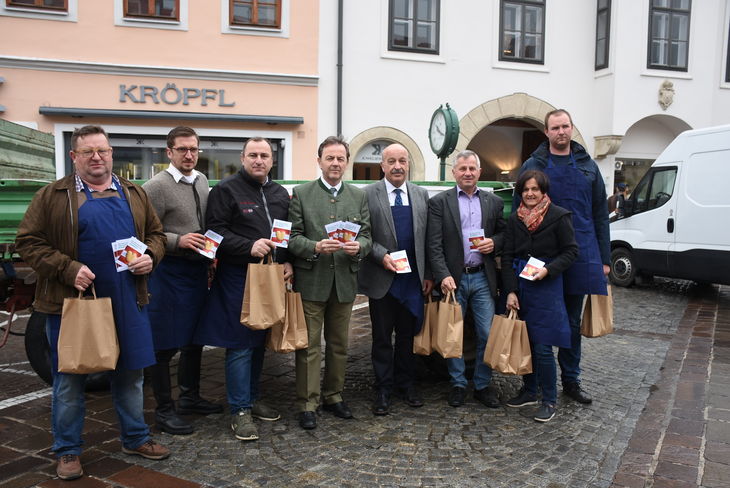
[
  {"xmin": 75, "ymin": 148, "xmax": 112, "ymax": 158},
  {"xmin": 172, "ymin": 147, "xmax": 200, "ymax": 155}
]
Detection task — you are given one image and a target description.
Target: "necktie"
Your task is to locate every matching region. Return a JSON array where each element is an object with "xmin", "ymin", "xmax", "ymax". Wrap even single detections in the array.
[
  {"xmin": 394, "ymin": 188, "xmax": 403, "ymax": 206},
  {"xmin": 329, "ymin": 187, "xmax": 337, "ymax": 198}
]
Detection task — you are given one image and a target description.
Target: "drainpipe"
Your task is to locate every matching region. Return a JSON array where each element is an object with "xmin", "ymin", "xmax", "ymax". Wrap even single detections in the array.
[{"xmin": 336, "ymin": 0, "xmax": 343, "ymax": 137}]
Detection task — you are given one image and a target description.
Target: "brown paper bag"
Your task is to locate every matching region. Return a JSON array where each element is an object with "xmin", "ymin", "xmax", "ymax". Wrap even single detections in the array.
[
  {"xmin": 241, "ymin": 254, "xmax": 286, "ymax": 330},
  {"xmin": 484, "ymin": 309, "xmax": 532, "ymax": 375},
  {"xmin": 58, "ymin": 285, "xmax": 119, "ymax": 374},
  {"xmin": 413, "ymin": 294, "xmax": 437, "ymax": 355},
  {"xmin": 581, "ymin": 285, "xmax": 614, "ymax": 337},
  {"xmin": 432, "ymin": 290, "xmax": 463, "ymax": 359},
  {"xmin": 267, "ymin": 285, "xmax": 309, "ymax": 353}
]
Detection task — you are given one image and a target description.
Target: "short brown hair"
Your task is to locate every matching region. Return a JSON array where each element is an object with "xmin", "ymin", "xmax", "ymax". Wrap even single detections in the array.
[
  {"xmin": 242, "ymin": 136, "xmax": 273, "ymax": 154},
  {"xmin": 71, "ymin": 125, "xmax": 108, "ymax": 150},
  {"xmin": 543, "ymin": 109, "xmax": 573, "ymax": 129},
  {"xmin": 317, "ymin": 136, "xmax": 350, "ymax": 159},
  {"xmin": 516, "ymin": 170, "xmax": 550, "ymax": 196},
  {"xmin": 166, "ymin": 126, "xmax": 199, "ymax": 148}
]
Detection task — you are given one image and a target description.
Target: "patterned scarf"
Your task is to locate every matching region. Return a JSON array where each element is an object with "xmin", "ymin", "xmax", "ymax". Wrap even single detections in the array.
[{"xmin": 517, "ymin": 194, "xmax": 551, "ymax": 233}]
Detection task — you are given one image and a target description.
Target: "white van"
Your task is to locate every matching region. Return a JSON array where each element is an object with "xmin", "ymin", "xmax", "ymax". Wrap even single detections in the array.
[{"xmin": 609, "ymin": 124, "xmax": 730, "ymax": 287}]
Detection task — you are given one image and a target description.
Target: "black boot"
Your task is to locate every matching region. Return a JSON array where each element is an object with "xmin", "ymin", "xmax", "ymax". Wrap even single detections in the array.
[
  {"xmin": 149, "ymin": 360, "xmax": 193, "ymax": 435},
  {"xmin": 177, "ymin": 345, "xmax": 223, "ymax": 415}
]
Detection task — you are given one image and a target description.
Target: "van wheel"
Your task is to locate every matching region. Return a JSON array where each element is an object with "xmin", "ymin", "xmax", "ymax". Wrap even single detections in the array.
[
  {"xmin": 610, "ymin": 248, "xmax": 636, "ymax": 287},
  {"xmin": 24, "ymin": 311, "xmax": 110, "ymax": 391}
]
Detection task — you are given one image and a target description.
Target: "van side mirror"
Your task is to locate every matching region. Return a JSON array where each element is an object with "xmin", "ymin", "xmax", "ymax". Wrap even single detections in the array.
[{"xmin": 622, "ymin": 198, "xmax": 634, "ymax": 217}]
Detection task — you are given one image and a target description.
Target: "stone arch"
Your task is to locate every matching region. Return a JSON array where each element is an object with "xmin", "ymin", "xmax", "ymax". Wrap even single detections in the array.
[
  {"xmin": 347, "ymin": 126, "xmax": 426, "ymax": 180},
  {"xmin": 448, "ymin": 93, "xmax": 587, "ymax": 180}
]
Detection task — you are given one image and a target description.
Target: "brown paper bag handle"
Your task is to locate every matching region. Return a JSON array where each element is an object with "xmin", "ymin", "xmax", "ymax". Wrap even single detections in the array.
[
  {"xmin": 441, "ymin": 290, "xmax": 457, "ymax": 304},
  {"xmin": 507, "ymin": 308, "xmax": 518, "ymax": 320},
  {"xmin": 78, "ymin": 283, "xmax": 97, "ymax": 300}
]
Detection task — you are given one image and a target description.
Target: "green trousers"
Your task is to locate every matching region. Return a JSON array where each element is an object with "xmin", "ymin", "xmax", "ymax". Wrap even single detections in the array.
[{"xmin": 295, "ymin": 286, "xmax": 353, "ymax": 412}]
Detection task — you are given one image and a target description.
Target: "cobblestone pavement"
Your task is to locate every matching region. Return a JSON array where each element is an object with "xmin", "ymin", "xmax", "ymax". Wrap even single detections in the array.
[{"xmin": 1, "ymin": 280, "xmax": 725, "ymax": 488}]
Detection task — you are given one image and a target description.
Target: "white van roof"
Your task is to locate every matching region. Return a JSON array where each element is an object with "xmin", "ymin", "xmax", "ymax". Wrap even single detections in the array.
[{"xmin": 653, "ymin": 124, "xmax": 730, "ymax": 167}]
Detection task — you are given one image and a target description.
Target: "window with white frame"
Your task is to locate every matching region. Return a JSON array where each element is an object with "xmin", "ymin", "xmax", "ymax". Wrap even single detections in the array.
[
  {"xmin": 648, "ymin": 0, "xmax": 691, "ymax": 71},
  {"xmin": 388, "ymin": 0, "xmax": 440, "ymax": 54},
  {"xmin": 500, "ymin": 0, "xmax": 545, "ymax": 64},
  {"xmin": 595, "ymin": 0, "xmax": 610, "ymax": 70}
]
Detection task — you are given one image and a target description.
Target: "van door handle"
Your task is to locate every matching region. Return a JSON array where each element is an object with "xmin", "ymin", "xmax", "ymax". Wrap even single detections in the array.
[{"xmin": 667, "ymin": 218, "xmax": 674, "ymax": 233}]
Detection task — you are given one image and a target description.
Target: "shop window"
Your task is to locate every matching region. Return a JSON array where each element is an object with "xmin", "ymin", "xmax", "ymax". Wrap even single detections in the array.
[
  {"xmin": 595, "ymin": 0, "xmax": 610, "ymax": 70},
  {"xmin": 103, "ymin": 134, "xmax": 284, "ymax": 182},
  {"xmin": 230, "ymin": 0, "xmax": 281, "ymax": 28},
  {"xmin": 388, "ymin": 0, "xmax": 440, "ymax": 54},
  {"xmin": 648, "ymin": 0, "xmax": 691, "ymax": 71},
  {"xmin": 124, "ymin": 0, "xmax": 178, "ymax": 21},
  {"xmin": 500, "ymin": 0, "xmax": 545, "ymax": 64},
  {"xmin": 6, "ymin": 0, "xmax": 66, "ymax": 10}
]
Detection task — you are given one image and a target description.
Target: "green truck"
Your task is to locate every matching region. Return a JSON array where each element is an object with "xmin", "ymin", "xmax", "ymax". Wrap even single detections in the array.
[{"xmin": 0, "ymin": 119, "xmax": 514, "ymax": 385}]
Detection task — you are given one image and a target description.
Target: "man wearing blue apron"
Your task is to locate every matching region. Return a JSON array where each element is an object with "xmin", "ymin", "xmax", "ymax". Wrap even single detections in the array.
[
  {"xmin": 358, "ymin": 143, "xmax": 434, "ymax": 416},
  {"xmin": 16, "ymin": 125, "xmax": 169, "ymax": 481},
  {"xmin": 514, "ymin": 109, "xmax": 610, "ymax": 406},
  {"xmin": 193, "ymin": 137, "xmax": 292, "ymax": 441},
  {"xmin": 143, "ymin": 126, "xmax": 223, "ymax": 436}
]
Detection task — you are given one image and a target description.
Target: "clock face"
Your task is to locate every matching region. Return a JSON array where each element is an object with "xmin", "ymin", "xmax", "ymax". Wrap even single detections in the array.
[{"xmin": 430, "ymin": 110, "xmax": 447, "ymax": 153}]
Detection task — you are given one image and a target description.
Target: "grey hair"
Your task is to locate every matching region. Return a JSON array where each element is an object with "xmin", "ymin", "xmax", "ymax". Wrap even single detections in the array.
[{"xmin": 454, "ymin": 150, "xmax": 481, "ymax": 168}]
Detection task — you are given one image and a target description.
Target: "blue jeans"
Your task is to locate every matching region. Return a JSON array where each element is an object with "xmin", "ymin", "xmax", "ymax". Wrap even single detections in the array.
[
  {"xmin": 225, "ymin": 346, "xmax": 264, "ymax": 414},
  {"xmin": 47, "ymin": 319, "xmax": 150, "ymax": 457},
  {"xmin": 558, "ymin": 294, "xmax": 584, "ymax": 386},
  {"xmin": 448, "ymin": 272, "xmax": 494, "ymax": 390},
  {"xmin": 523, "ymin": 343, "xmax": 557, "ymax": 405}
]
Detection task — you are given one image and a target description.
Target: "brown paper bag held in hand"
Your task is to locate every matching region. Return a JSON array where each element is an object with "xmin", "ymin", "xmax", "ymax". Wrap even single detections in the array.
[
  {"xmin": 581, "ymin": 285, "xmax": 614, "ymax": 337},
  {"xmin": 58, "ymin": 285, "xmax": 119, "ymax": 374},
  {"xmin": 267, "ymin": 284, "xmax": 309, "ymax": 353},
  {"xmin": 484, "ymin": 309, "xmax": 532, "ymax": 375},
  {"xmin": 413, "ymin": 294, "xmax": 438, "ymax": 355},
  {"xmin": 241, "ymin": 254, "xmax": 286, "ymax": 330},
  {"xmin": 432, "ymin": 290, "xmax": 463, "ymax": 359}
]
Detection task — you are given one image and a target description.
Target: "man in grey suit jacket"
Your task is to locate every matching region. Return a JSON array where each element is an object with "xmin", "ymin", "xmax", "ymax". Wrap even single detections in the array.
[
  {"xmin": 358, "ymin": 144, "xmax": 433, "ymax": 416},
  {"xmin": 288, "ymin": 136, "xmax": 372, "ymax": 430},
  {"xmin": 428, "ymin": 150, "xmax": 506, "ymax": 409}
]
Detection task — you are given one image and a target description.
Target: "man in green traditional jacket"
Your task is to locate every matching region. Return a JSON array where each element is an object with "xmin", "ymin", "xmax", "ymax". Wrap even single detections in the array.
[{"xmin": 288, "ymin": 136, "xmax": 372, "ymax": 430}]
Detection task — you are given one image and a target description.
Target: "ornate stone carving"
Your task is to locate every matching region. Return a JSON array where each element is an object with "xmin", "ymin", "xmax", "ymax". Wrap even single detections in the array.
[{"xmin": 659, "ymin": 80, "xmax": 675, "ymax": 110}]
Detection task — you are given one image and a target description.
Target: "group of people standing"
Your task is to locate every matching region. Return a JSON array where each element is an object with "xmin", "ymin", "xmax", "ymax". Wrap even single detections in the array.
[{"xmin": 16, "ymin": 107, "xmax": 610, "ymax": 482}]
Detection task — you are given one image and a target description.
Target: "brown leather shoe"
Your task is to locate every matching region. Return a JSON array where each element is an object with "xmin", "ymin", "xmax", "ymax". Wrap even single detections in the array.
[
  {"xmin": 122, "ymin": 440, "xmax": 170, "ymax": 460},
  {"xmin": 56, "ymin": 454, "xmax": 83, "ymax": 480}
]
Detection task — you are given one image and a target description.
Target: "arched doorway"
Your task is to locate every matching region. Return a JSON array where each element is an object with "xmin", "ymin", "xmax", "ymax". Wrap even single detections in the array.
[
  {"xmin": 615, "ymin": 114, "xmax": 691, "ymax": 190},
  {"xmin": 453, "ymin": 93, "xmax": 586, "ymax": 182},
  {"xmin": 347, "ymin": 127, "xmax": 426, "ymax": 181}
]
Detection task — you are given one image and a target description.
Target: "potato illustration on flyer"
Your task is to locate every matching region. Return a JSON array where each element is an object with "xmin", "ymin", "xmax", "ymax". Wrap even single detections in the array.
[
  {"xmin": 468, "ymin": 229, "xmax": 485, "ymax": 252},
  {"xmin": 198, "ymin": 230, "xmax": 223, "ymax": 259},
  {"xmin": 340, "ymin": 221, "xmax": 361, "ymax": 243}
]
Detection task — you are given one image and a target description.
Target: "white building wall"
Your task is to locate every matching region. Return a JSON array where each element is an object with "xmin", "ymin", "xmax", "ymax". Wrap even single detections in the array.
[{"xmin": 318, "ymin": 0, "xmax": 730, "ymax": 184}]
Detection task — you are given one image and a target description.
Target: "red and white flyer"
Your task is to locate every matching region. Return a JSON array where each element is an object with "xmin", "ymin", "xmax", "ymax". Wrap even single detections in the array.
[
  {"xmin": 390, "ymin": 250, "xmax": 411, "ymax": 274},
  {"xmin": 198, "ymin": 230, "xmax": 223, "ymax": 259},
  {"xmin": 112, "ymin": 237, "xmax": 147, "ymax": 272},
  {"xmin": 468, "ymin": 229, "xmax": 485, "ymax": 252},
  {"xmin": 340, "ymin": 221, "xmax": 361, "ymax": 242},
  {"xmin": 519, "ymin": 257, "xmax": 546, "ymax": 281},
  {"xmin": 270, "ymin": 219, "xmax": 292, "ymax": 248}
]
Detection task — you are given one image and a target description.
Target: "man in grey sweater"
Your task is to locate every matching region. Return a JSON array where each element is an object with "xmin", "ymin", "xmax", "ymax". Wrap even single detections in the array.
[{"xmin": 142, "ymin": 126, "xmax": 222, "ymax": 435}]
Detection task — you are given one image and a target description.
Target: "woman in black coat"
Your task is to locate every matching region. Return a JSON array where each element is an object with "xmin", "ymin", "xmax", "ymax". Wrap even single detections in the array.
[{"xmin": 502, "ymin": 170, "xmax": 578, "ymax": 423}]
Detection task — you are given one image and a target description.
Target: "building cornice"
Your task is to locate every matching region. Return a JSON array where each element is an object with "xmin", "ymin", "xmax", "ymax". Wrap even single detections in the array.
[
  {"xmin": 38, "ymin": 107, "xmax": 303, "ymax": 125},
  {"xmin": 0, "ymin": 55, "xmax": 318, "ymax": 86}
]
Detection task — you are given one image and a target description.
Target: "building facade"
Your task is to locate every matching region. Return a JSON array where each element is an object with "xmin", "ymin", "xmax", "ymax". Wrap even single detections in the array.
[
  {"xmin": 318, "ymin": 0, "xmax": 730, "ymax": 190},
  {"xmin": 1, "ymin": 0, "xmax": 319, "ymax": 181}
]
